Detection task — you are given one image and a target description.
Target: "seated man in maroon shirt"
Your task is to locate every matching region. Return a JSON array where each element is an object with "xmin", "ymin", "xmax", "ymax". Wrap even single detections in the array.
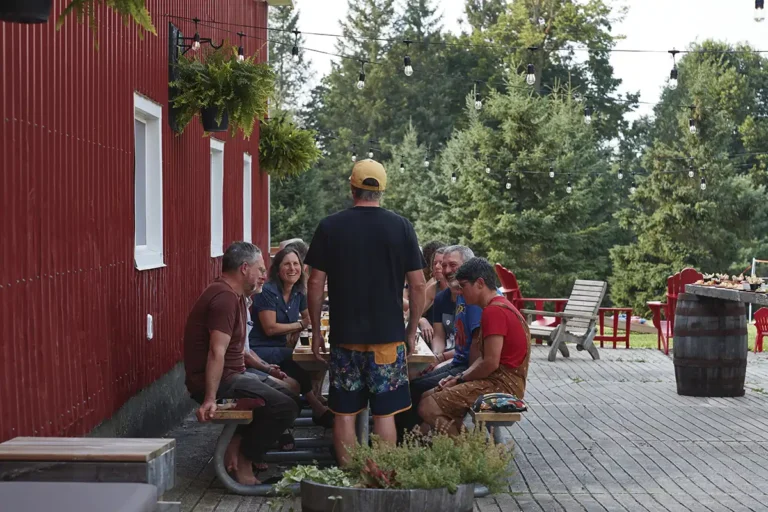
[
  {"xmin": 183, "ymin": 242, "xmax": 299, "ymax": 485},
  {"xmin": 418, "ymin": 257, "xmax": 531, "ymax": 436}
]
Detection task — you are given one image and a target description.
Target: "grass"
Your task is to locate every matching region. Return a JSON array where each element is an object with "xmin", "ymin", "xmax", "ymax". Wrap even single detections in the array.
[{"xmin": 598, "ymin": 324, "xmax": 759, "ymax": 351}]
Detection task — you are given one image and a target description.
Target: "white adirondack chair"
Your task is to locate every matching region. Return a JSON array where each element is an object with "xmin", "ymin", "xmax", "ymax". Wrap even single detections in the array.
[{"xmin": 521, "ymin": 280, "xmax": 607, "ymax": 362}]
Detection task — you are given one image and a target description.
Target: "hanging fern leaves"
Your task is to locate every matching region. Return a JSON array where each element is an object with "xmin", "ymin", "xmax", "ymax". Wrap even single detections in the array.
[
  {"xmin": 170, "ymin": 47, "xmax": 274, "ymax": 138},
  {"xmin": 57, "ymin": 0, "xmax": 156, "ymax": 46},
  {"xmin": 259, "ymin": 116, "xmax": 321, "ymax": 179}
]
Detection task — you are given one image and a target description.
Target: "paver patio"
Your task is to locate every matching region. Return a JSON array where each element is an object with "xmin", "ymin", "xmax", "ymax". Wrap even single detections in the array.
[{"xmin": 163, "ymin": 345, "xmax": 768, "ymax": 511}]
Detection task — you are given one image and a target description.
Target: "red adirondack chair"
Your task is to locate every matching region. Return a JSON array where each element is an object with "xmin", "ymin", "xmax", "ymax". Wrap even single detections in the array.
[
  {"xmin": 754, "ymin": 307, "xmax": 768, "ymax": 353},
  {"xmin": 494, "ymin": 263, "xmax": 568, "ymax": 344},
  {"xmin": 646, "ymin": 267, "xmax": 703, "ymax": 355}
]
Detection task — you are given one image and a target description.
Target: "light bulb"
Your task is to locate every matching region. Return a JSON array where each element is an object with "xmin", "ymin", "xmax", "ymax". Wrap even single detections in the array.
[
  {"xmin": 404, "ymin": 56, "xmax": 413, "ymax": 77},
  {"xmin": 485, "ymin": 167, "xmax": 491, "ymax": 174},
  {"xmin": 292, "ymin": 46, "xmax": 299, "ymax": 62},
  {"xmin": 630, "ymin": 183, "xmax": 637, "ymax": 194},
  {"xmin": 351, "ymin": 153, "xmax": 357, "ymax": 162},
  {"xmin": 192, "ymin": 39, "xmax": 201, "ymax": 52},
  {"xmin": 526, "ymin": 64, "xmax": 536, "ymax": 86},
  {"xmin": 451, "ymin": 173, "xmax": 457, "ymax": 183},
  {"xmin": 357, "ymin": 72, "xmax": 366, "ymax": 90},
  {"xmin": 688, "ymin": 169, "xmax": 695, "ymax": 178},
  {"xmin": 700, "ymin": 177, "xmax": 707, "ymax": 191},
  {"xmin": 505, "ymin": 182, "xmax": 512, "ymax": 190},
  {"xmin": 549, "ymin": 167, "xmax": 555, "ymax": 178},
  {"xmin": 566, "ymin": 183, "xmax": 573, "ymax": 194},
  {"xmin": 474, "ymin": 98, "xmax": 482, "ymax": 110},
  {"xmin": 617, "ymin": 170, "xmax": 624, "ymax": 180},
  {"xmin": 584, "ymin": 106, "xmax": 592, "ymax": 124},
  {"xmin": 424, "ymin": 159, "xmax": 430, "ymax": 168},
  {"xmin": 238, "ymin": 47, "xmax": 245, "ymax": 62},
  {"xmin": 756, "ymin": 0, "xmax": 765, "ymax": 21},
  {"xmin": 367, "ymin": 150, "xmax": 374, "ymax": 159},
  {"xmin": 689, "ymin": 119, "xmax": 697, "ymax": 134},
  {"xmin": 669, "ymin": 67, "xmax": 678, "ymax": 90},
  {"xmin": 399, "ymin": 164, "xmax": 405, "ymax": 173},
  {"xmin": 238, "ymin": 54, "xmax": 245, "ymax": 62}
]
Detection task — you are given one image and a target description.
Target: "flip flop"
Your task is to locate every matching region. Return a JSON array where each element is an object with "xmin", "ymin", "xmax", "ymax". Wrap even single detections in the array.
[
  {"xmin": 312, "ymin": 409, "xmax": 335, "ymax": 429},
  {"xmin": 278, "ymin": 432, "xmax": 295, "ymax": 451}
]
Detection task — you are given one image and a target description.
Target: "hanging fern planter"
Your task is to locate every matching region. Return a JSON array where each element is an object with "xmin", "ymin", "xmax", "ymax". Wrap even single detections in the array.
[
  {"xmin": 258, "ymin": 116, "xmax": 322, "ymax": 179},
  {"xmin": 169, "ymin": 48, "xmax": 274, "ymax": 138}
]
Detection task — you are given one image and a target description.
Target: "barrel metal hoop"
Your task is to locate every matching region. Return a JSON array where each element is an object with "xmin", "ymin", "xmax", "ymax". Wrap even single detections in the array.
[
  {"xmin": 674, "ymin": 328, "xmax": 747, "ymax": 337},
  {"xmin": 673, "ymin": 358, "xmax": 747, "ymax": 369}
]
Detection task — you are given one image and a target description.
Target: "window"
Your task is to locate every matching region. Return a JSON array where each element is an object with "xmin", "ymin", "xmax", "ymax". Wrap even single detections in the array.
[
  {"xmin": 243, "ymin": 153, "xmax": 253, "ymax": 243},
  {"xmin": 133, "ymin": 93, "xmax": 164, "ymax": 271},
  {"xmin": 210, "ymin": 139, "xmax": 225, "ymax": 257}
]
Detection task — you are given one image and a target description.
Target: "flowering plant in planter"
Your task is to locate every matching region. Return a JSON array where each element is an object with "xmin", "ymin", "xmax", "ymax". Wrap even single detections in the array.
[{"xmin": 170, "ymin": 47, "xmax": 274, "ymax": 137}]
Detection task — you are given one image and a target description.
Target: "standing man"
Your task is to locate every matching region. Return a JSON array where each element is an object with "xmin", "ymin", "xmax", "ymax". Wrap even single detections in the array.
[
  {"xmin": 305, "ymin": 159, "xmax": 426, "ymax": 466},
  {"xmin": 184, "ymin": 242, "xmax": 300, "ymax": 485}
]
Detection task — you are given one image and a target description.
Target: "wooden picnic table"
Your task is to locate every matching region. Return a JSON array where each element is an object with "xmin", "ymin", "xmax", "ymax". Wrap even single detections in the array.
[{"xmin": 292, "ymin": 336, "xmax": 436, "ymax": 373}]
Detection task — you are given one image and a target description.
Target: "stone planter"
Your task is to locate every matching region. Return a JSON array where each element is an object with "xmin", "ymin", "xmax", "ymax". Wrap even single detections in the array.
[{"xmin": 300, "ymin": 480, "xmax": 474, "ymax": 512}]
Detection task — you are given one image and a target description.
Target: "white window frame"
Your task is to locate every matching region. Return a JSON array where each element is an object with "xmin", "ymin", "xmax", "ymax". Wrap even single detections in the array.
[
  {"xmin": 133, "ymin": 93, "xmax": 165, "ymax": 271},
  {"xmin": 243, "ymin": 153, "xmax": 253, "ymax": 243},
  {"xmin": 210, "ymin": 139, "xmax": 225, "ymax": 258}
]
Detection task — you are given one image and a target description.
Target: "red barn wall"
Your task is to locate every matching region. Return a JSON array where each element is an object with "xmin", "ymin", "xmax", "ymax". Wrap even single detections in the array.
[{"xmin": 0, "ymin": 0, "xmax": 270, "ymax": 441}]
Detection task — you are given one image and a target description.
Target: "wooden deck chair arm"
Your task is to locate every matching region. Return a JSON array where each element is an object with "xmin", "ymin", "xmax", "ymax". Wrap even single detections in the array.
[{"xmin": 520, "ymin": 309, "xmax": 597, "ymax": 321}]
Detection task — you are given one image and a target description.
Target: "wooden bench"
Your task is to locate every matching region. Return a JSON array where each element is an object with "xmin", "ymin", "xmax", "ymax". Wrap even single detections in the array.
[
  {"xmin": 469, "ymin": 410, "xmax": 523, "ymax": 445},
  {"xmin": 0, "ymin": 436, "xmax": 178, "ymax": 510}
]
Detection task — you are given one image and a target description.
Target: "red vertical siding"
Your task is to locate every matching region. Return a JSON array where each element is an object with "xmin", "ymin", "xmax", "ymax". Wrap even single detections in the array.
[{"xmin": 0, "ymin": 0, "xmax": 271, "ymax": 441}]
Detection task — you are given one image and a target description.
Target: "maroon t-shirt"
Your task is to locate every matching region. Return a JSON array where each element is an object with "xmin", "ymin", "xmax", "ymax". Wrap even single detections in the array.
[{"xmin": 183, "ymin": 278, "xmax": 247, "ymax": 395}]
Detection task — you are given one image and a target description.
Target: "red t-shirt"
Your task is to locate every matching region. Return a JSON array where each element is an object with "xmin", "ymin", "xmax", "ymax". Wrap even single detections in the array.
[
  {"xmin": 480, "ymin": 296, "xmax": 528, "ymax": 369},
  {"xmin": 183, "ymin": 278, "xmax": 247, "ymax": 395}
]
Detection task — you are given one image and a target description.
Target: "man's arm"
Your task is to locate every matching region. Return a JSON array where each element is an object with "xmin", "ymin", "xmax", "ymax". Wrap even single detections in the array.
[
  {"xmin": 468, "ymin": 328, "xmax": 482, "ymax": 364},
  {"xmin": 258, "ymin": 310, "xmax": 306, "ymax": 337},
  {"xmin": 431, "ymin": 322, "xmax": 447, "ymax": 355},
  {"xmin": 405, "ymin": 269, "xmax": 427, "ymax": 353},
  {"xmin": 196, "ymin": 330, "xmax": 230, "ymax": 422},
  {"xmin": 308, "ymin": 268, "xmax": 327, "ymax": 362},
  {"xmin": 460, "ymin": 335, "xmax": 503, "ymax": 381}
]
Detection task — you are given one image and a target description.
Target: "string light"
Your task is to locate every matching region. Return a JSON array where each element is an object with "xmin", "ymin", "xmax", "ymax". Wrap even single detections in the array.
[
  {"xmin": 689, "ymin": 118, "xmax": 697, "ymax": 134},
  {"xmin": 630, "ymin": 173, "xmax": 637, "ymax": 194},
  {"xmin": 756, "ymin": 0, "xmax": 765, "ymax": 22},
  {"xmin": 400, "ymin": 163, "xmax": 405, "ymax": 173},
  {"xmin": 700, "ymin": 176, "xmax": 707, "ymax": 190},
  {"xmin": 367, "ymin": 148, "xmax": 374, "ymax": 158},
  {"xmin": 505, "ymin": 181, "xmax": 512, "ymax": 190},
  {"xmin": 403, "ymin": 40, "xmax": 413, "ymax": 76},
  {"xmin": 668, "ymin": 49, "xmax": 679, "ymax": 90},
  {"xmin": 291, "ymin": 30, "xmax": 300, "ymax": 62},
  {"xmin": 474, "ymin": 82, "xmax": 482, "ymax": 110},
  {"xmin": 424, "ymin": 158, "xmax": 430, "ymax": 168},
  {"xmin": 526, "ymin": 63, "xmax": 536, "ymax": 86},
  {"xmin": 688, "ymin": 168, "xmax": 695, "ymax": 178},
  {"xmin": 617, "ymin": 169, "xmax": 624, "ymax": 180},
  {"xmin": 351, "ymin": 152, "xmax": 357, "ymax": 162},
  {"xmin": 192, "ymin": 26, "xmax": 201, "ymax": 51},
  {"xmin": 237, "ymin": 32, "xmax": 246, "ymax": 61},
  {"xmin": 451, "ymin": 172, "xmax": 457, "ymax": 183},
  {"xmin": 549, "ymin": 166, "xmax": 555, "ymax": 178},
  {"xmin": 357, "ymin": 60, "xmax": 366, "ymax": 90},
  {"xmin": 485, "ymin": 166, "xmax": 491, "ymax": 174},
  {"xmin": 566, "ymin": 180, "xmax": 573, "ymax": 194},
  {"xmin": 351, "ymin": 144, "xmax": 357, "ymax": 162},
  {"xmin": 584, "ymin": 105, "xmax": 592, "ymax": 124}
]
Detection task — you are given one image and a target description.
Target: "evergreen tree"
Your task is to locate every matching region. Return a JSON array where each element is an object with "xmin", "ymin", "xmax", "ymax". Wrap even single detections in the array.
[{"xmin": 268, "ymin": 6, "xmax": 313, "ymax": 113}]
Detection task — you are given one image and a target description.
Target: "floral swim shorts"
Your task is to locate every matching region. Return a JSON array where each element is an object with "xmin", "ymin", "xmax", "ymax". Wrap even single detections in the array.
[{"xmin": 328, "ymin": 341, "xmax": 411, "ymax": 417}]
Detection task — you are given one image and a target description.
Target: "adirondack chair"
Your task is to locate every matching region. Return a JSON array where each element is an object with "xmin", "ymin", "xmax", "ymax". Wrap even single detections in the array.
[
  {"xmin": 753, "ymin": 307, "xmax": 768, "ymax": 353},
  {"xmin": 495, "ymin": 263, "xmax": 568, "ymax": 344},
  {"xmin": 521, "ymin": 280, "xmax": 608, "ymax": 362},
  {"xmin": 646, "ymin": 267, "xmax": 703, "ymax": 355}
]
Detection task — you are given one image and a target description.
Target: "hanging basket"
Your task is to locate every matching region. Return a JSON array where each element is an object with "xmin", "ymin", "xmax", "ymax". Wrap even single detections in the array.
[
  {"xmin": 0, "ymin": 0, "xmax": 52, "ymax": 24},
  {"xmin": 201, "ymin": 106, "xmax": 229, "ymax": 133}
]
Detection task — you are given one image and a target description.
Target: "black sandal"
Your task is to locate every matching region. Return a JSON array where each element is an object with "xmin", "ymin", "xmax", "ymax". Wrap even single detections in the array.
[
  {"xmin": 312, "ymin": 409, "xmax": 335, "ymax": 429},
  {"xmin": 278, "ymin": 432, "xmax": 295, "ymax": 451}
]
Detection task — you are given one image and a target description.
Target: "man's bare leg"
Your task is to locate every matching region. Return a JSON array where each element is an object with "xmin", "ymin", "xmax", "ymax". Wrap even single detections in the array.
[
  {"xmin": 234, "ymin": 453, "xmax": 260, "ymax": 485},
  {"xmin": 333, "ymin": 414, "xmax": 358, "ymax": 467},
  {"xmin": 225, "ymin": 434, "xmax": 241, "ymax": 472},
  {"xmin": 372, "ymin": 415, "xmax": 397, "ymax": 445}
]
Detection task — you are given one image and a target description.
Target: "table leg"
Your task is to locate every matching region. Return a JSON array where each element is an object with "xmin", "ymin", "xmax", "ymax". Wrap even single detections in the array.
[{"xmin": 355, "ymin": 407, "xmax": 370, "ymax": 446}]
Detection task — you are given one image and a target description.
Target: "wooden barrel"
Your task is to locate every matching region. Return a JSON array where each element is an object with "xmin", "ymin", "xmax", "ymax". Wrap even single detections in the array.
[
  {"xmin": 673, "ymin": 293, "xmax": 747, "ymax": 397},
  {"xmin": 301, "ymin": 480, "xmax": 474, "ymax": 512}
]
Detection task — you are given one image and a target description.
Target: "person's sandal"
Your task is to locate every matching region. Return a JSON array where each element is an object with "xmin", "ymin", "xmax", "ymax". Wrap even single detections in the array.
[
  {"xmin": 312, "ymin": 409, "xmax": 335, "ymax": 428},
  {"xmin": 277, "ymin": 432, "xmax": 295, "ymax": 451}
]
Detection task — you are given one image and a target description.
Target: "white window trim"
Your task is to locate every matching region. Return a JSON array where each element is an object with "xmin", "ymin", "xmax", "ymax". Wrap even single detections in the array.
[
  {"xmin": 243, "ymin": 153, "xmax": 253, "ymax": 243},
  {"xmin": 133, "ymin": 93, "xmax": 165, "ymax": 271},
  {"xmin": 210, "ymin": 138, "xmax": 225, "ymax": 258}
]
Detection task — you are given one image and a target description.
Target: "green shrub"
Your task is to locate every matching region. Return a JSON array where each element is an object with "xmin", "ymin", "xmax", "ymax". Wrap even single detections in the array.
[{"xmin": 258, "ymin": 115, "xmax": 321, "ymax": 178}]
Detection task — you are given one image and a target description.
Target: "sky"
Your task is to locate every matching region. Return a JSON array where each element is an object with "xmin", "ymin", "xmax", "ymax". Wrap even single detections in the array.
[{"xmin": 291, "ymin": 0, "xmax": 768, "ymax": 119}]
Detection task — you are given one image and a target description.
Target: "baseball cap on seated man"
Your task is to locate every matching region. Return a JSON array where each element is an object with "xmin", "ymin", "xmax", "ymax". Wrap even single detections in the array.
[{"xmin": 350, "ymin": 159, "xmax": 387, "ymax": 191}]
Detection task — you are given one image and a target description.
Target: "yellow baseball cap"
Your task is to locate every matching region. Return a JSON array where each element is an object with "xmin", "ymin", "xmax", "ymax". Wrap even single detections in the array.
[{"xmin": 350, "ymin": 159, "xmax": 387, "ymax": 191}]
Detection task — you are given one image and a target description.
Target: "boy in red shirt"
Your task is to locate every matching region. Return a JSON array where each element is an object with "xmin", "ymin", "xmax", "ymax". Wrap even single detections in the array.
[{"xmin": 418, "ymin": 257, "xmax": 531, "ymax": 436}]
